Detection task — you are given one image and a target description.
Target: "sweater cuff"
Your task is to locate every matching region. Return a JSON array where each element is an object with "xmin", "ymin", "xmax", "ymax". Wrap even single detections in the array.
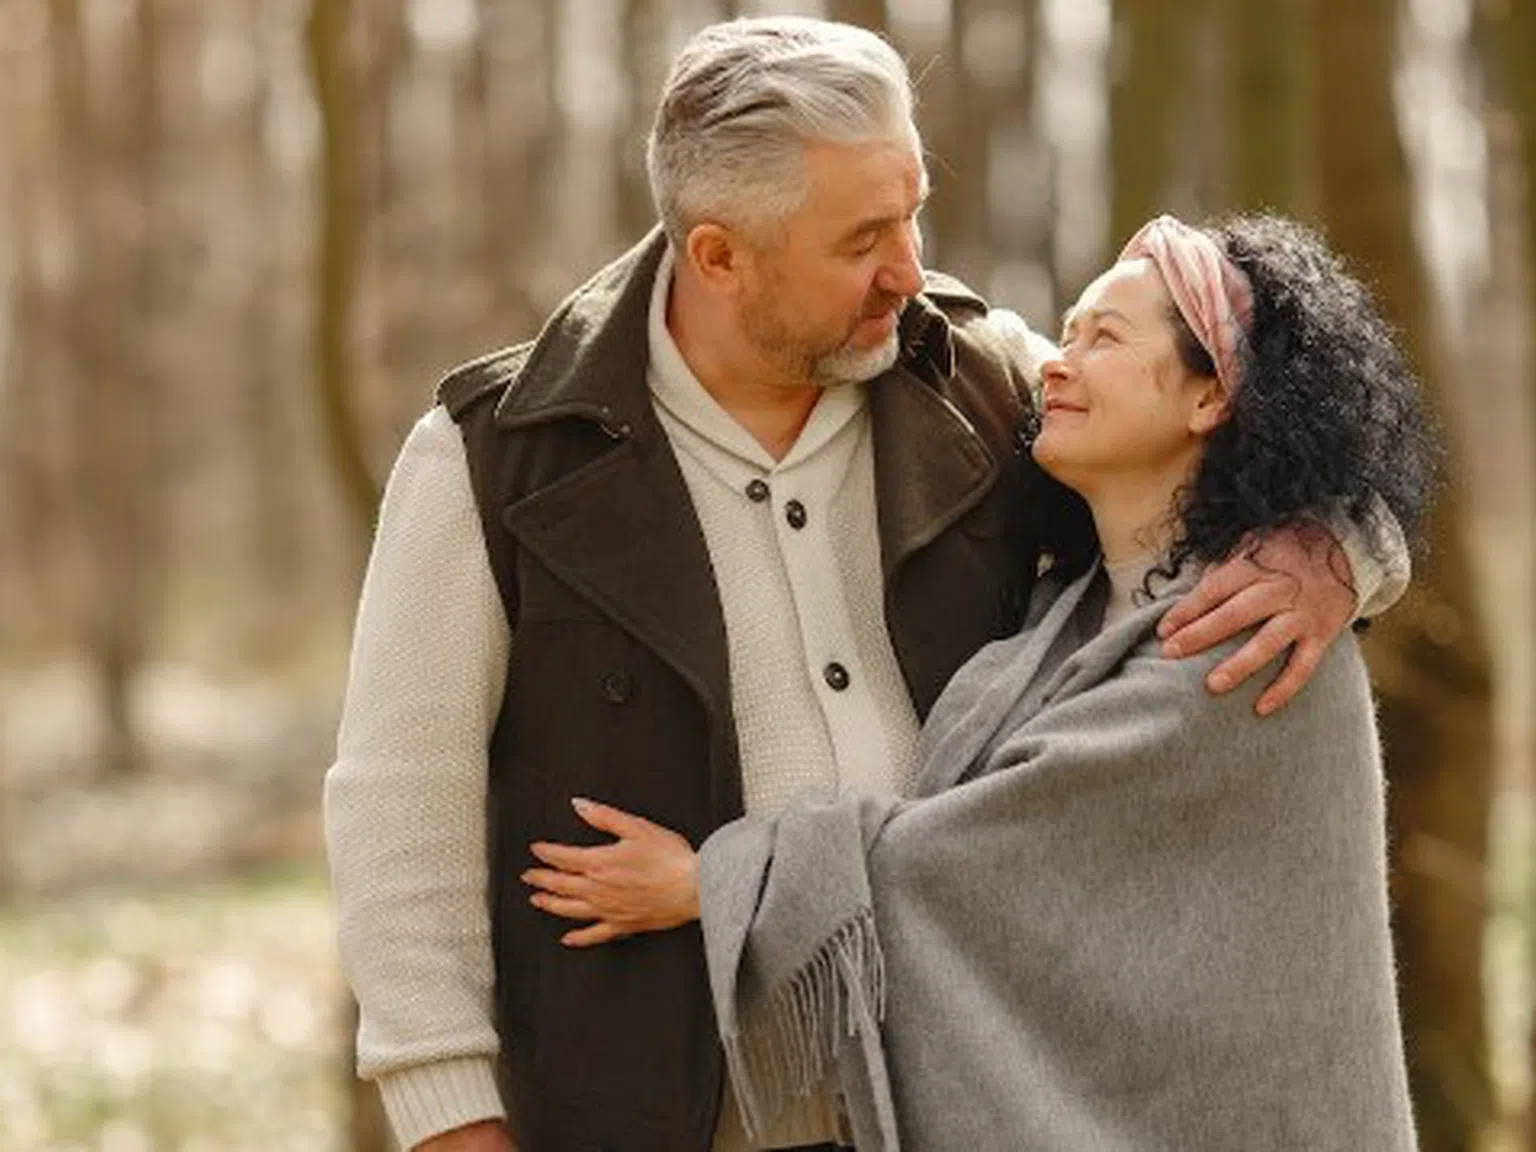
[
  {"xmin": 377, "ymin": 1056, "xmax": 506, "ymax": 1150},
  {"xmin": 1327, "ymin": 493, "xmax": 1409, "ymax": 620}
]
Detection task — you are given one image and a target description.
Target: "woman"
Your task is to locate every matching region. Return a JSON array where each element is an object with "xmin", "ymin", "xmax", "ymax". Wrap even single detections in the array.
[{"xmin": 527, "ymin": 215, "xmax": 1429, "ymax": 1150}]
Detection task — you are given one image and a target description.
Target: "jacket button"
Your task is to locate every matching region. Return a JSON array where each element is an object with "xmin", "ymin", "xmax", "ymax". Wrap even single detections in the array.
[
  {"xmin": 745, "ymin": 478, "xmax": 770, "ymax": 502},
  {"xmin": 600, "ymin": 671, "xmax": 632, "ymax": 704},
  {"xmin": 823, "ymin": 662, "xmax": 850, "ymax": 691},
  {"xmin": 785, "ymin": 499, "xmax": 807, "ymax": 529}
]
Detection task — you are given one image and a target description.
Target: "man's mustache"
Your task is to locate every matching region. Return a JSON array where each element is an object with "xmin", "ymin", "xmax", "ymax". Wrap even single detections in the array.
[{"xmin": 860, "ymin": 293, "xmax": 906, "ymax": 320}]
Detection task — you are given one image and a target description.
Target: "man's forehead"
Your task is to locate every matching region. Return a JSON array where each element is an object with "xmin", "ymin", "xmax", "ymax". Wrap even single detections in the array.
[{"xmin": 800, "ymin": 137, "xmax": 927, "ymax": 217}]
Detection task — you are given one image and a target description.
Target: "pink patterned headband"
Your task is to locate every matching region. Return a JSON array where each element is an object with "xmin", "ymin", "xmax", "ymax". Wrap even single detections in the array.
[{"xmin": 1117, "ymin": 215, "xmax": 1254, "ymax": 397}]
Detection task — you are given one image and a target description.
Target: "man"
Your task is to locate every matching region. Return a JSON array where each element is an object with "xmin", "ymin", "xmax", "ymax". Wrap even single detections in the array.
[{"xmin": 324, "ymin": 17, "xmax": 1405, "ymax": 1152}]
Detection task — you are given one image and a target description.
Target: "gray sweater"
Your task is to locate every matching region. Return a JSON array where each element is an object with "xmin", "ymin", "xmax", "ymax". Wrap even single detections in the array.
[{"xmin": 699, "ymin": 562, "xmax": 1416, "ymax": 1151}]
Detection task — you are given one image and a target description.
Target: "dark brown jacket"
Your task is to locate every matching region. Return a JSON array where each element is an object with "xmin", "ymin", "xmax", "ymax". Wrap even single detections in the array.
[{"xmin": 439, "ymin": 229, "xmax": 1038, "ymax": 1151}]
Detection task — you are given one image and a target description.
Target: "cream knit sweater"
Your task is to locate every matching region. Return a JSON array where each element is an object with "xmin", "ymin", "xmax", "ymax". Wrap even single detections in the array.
[{"xmin": 324, "ymin": 260, "xmax": 1409, "ymax": 1150}]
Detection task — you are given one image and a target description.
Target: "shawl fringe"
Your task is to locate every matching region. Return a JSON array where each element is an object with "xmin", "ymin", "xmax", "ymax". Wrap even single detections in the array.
[{"xmin": 722, "ymin": 906, "xmax": 886, "ymax": 1141}]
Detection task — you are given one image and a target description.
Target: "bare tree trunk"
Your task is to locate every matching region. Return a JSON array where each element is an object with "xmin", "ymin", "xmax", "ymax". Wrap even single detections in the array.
[
  {"xmin": 309, "ymin": 2, "xmax": 391, "ymax": 1148},
  {"xmin": 124, "ymin": 0, "xmax": 169, "ymax": 650},
  {"xmin": 930, "ymin": 0, "xmax": 986, "ymax": 286},
  {"xmin": 362, "ymin": 0, "xmax": 409, "ymax": 224},
  {"xmin": 964, "ymin": 0, "xmax": 1047, "ymax": 313},
  {"xmin": 827, "ymin": 0, "xmax": 887, "ymax": 28},
  {"xmin": 48, "ymin": 0, "xmax": 147, "ymax": 778},
  {"xmin": 477, "ymin": 0, "xmax": 556, "ymax": 337},
  {"xmin": 1465, "ymin": 1, "xmax": 1536, "ymax": 1140},
  {"xmin": 1317, "ymin": 3, "xmax": 1497, "ymax": 1147},
  {"xmin": 1108, "ymin": 0, "xmax": 1200, "ymax": 252},
  {"xmin": 614, "ymin": 0, "xmax": 660, "ymax": 242},
  {"xmin": 1223, "ymin": 0, "xmax": 1315, "ymax": 217},
  {"xmin": 918, "ymin": 3, "xmax": 973, "ymax": 274},
  {"xmin": 241, "ymin": 0, "xmax": 301, "ymax": 638},
  {"xmin": 1487, "ymin": 0, "xmax": 1536, "ymax": 1143},
  {"xmin": 0, "ymin": 57, "xmax": 63, "ymax": 644},
  {"xmin": 308, "ymin": 0, "xmax": 380, "ymax": 544}
]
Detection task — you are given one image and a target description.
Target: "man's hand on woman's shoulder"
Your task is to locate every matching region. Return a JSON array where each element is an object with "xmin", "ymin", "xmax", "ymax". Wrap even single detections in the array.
[{"xmin": 1157, "ymin": 522, "xmax": 1355, "ymax": 716}]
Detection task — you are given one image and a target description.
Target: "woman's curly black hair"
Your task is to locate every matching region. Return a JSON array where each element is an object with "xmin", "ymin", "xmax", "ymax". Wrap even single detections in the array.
[{"xmin": 1018, "ymin": 214, "xmax": 1441, "ymax": 585}]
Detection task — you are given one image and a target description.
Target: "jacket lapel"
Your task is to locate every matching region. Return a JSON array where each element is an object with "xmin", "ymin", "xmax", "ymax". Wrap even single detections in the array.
[
  {"xmin": 500, "ymin": 425, "xmax": 735, "ymax": 763},
  {"xmin": 494, "ymin": 229, "xmax": 738, "ymax": 804},
  {"xmin": 868, "ymin": 363, "xmax": 999, "ymax": 582}
]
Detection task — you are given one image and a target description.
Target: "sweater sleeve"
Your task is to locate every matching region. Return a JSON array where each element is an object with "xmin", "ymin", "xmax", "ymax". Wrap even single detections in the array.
[
  {"xmin": 1328, "ymin": 492, "xmax": 1410, "ymax": 619},
  {"xmin": 323, "ymin": 406, "xmax": 511, "ymax": 1149}
]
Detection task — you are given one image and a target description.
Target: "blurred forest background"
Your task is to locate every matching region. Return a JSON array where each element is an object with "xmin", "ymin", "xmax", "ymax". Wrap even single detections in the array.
[{"xmin": 0, "ymin": 0, "xmax": 1531, "ymax": 1149}]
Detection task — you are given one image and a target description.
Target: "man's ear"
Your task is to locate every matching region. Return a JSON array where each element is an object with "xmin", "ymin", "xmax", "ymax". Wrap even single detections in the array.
[
  {"xmin": 684, "ymin": 223, "xmax": 746, "ymax": 294},
  {"xmin": 1188, "ymin": 376, "xmax": 1231, "ymax": 436}
]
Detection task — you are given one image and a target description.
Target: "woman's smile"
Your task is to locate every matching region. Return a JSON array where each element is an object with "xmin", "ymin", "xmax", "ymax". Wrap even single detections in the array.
[{"xmin": 1042, "ymin": 398, "xmax": 1087, "ymax": 416}]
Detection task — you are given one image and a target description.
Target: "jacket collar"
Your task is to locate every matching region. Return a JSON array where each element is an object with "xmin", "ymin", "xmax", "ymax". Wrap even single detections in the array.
[{"xmin": 494, "ymin": 227, "xmax": 668, "ymax": 437}]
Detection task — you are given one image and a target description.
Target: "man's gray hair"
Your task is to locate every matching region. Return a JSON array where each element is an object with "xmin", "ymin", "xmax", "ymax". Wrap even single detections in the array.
[{"xmin": 646, "ymin": 17, "xmax": 917, "ymax": 248}]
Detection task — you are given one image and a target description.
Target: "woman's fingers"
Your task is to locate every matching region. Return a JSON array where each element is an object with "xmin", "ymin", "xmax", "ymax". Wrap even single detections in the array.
[
  {"xmin": 572, "ymin": 796, "xmax": 655, "ymax": 838},
  {"xmin": 528, "ymin": 840, "xmax": 603, "ymax": 871},
  {"xmin": 529, "ymin": 892, "xmax": 599, "ymax": 921},
  {"xmin": 562, "ymin": 922, "xmax": 625, "ymax": 948},
  {"xmin": 522, "ymin": 866, "xmax": 590, "ymax": 898}
]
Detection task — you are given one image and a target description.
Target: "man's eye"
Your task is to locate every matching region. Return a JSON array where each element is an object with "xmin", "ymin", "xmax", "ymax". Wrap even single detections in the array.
[{"xmin": 852, "ymin": 237, "xmax": 878, "ymax": 256}]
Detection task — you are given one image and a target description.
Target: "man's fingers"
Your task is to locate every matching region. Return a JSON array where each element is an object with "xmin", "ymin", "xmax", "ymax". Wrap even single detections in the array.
[
  {"xmin": 530, "ymin": 892, "xmax": 599, "ymax": 921},
  {"xmin": 1205, "ymin": 615, "xmax": 1297, "ymax": 694},
  {"xmin": 1157, "ymin": 562, "xmax": 1250, "ymax": 638},
  {"xmin": 521, "ymin": 867, "xmax": 590, "ymax": 898},
  {"xmin": 572, "ymin": 797, "xmax": 654, "ymax": 839},
  {"xmin": 1255, "ymin": 638, "xmax": 1325, "ymax": 716},
  {"xmin": 562, "ymin": 922, "xmax": 624, "ymax": 948},
  {"xmin": 1163, "ymin": 580, "xmax": 1288, "ymax": 659}
]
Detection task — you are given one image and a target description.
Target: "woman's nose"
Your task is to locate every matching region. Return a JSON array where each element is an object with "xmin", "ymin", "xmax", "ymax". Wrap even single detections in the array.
[{"xmin": 1040, "ymin": 356, "xmax": 1070, "ymax": 389}]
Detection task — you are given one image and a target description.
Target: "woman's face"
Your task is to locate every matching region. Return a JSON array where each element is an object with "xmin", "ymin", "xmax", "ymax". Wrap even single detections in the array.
[{"xmin": 1032, "ymin": 258, "xmax": 1224, "ymax": 497}]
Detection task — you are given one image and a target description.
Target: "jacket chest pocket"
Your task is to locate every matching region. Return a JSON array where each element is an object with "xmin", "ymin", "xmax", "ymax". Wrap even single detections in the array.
[
  {"xmin": 505, "ymin": 616, "xmax": 714, "ymax": 829},
  {"xmin": 508, "ymin": 619, "xmax": 646, "ymax": 754}
]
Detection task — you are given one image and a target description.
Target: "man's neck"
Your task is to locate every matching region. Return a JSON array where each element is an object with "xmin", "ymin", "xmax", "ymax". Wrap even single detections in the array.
[{"xmin": 666, "ymin": 269, "xmax": 821, "ymax": 462}]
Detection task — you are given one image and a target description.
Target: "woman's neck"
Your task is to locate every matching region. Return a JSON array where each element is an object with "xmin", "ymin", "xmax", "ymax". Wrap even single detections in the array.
[
  {"xmin": 1083, "ymin": 470, "xmax": 1186, "ymax": 568},
  {"xmin": 1084, "ymin": 471, "xmax": 1189, "ymax": 629}
]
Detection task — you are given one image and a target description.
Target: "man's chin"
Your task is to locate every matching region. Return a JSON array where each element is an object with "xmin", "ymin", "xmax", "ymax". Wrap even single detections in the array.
[{"xmin": 814, "ymin": 332, "xmax": 901, "ymax": 386}]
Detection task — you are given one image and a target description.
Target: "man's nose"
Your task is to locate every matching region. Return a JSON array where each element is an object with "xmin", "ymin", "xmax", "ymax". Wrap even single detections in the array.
[{"xmin": 879, "ymin": 226, "xmax": 925, "ymax": 299}]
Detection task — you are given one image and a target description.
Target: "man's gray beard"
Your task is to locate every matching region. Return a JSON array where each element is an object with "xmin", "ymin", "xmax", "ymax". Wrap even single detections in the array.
[
  {"xmin": 741, "ymin": 304, "xmax": 903, "ymax": 390},
  {"xmin": 809, "ymin": 330, "xmax": 901, "ymax": 387}
]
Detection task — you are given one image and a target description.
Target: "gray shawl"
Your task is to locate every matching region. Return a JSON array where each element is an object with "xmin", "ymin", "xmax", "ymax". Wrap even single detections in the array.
[{"xmin": 699, "ymin": 562, "xmax": 1415, "ymax": 1151}]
